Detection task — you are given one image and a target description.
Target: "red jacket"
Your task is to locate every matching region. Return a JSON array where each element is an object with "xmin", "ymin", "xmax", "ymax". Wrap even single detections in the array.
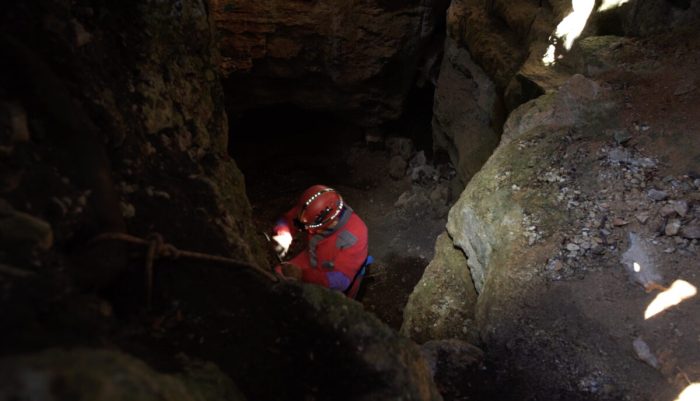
[{"xmin": 275, "ymin": 205, "xmax": 368, "ymax": 291}]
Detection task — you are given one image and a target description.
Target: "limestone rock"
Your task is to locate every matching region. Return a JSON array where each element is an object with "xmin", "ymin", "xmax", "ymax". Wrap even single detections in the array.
[
  {"xmin": 0, "ymin": 101, "xmax": 30, "ymax": 143},
  {"xmin": 665, "ymin": 219, "xmax": 682, "ymax": 236},
  {"xmin": 214, "ymin": 0, "xmax": 449, "ymax": 125},
  {"xmin": 420, "ymin": 339, "xmax": 484, "ymax": 400},
  {"xmin": 501, "ymin": 74, "xmax": 601, "ymax": 145},
  {"xmin": 432, "ymin": 37, "xmax": 501, "ymax": 184},
  {"xmin": 434, "ymin": 70, "xmax": 680, "ymax": 398},
  {"xmin": 0, "ymin": 0, "xmax": 269, "ymax": 283},
  {"xmin": 420, "ymin": 339, "xmax": 484, "ymax": 377},
  {"xmin": 389, "ymin": 155, "xmax": 408, "ymax": 180},
  {"xmin": 622, "ymin": 233, "xmax": 662, "ymax": 289},
  {"xmin": 0, "ymin": 199, "xmax": 53, "ymax": 251},
  {"xmin": 680, "ymin": 222, "xmax": 700, "ymax": 239},
  {"xmin": 0, "ymin": 349, "xmax": 246, "ymax": 401},
  {"xmin": 292, "ymin": 284, "xmax": 444, "ymax": 401},
  {"xmin": 401, "ymin": 232, "xmax": 479, "ymax": 344},
  {"xmin": 386, "ymin": 137, "xmax": 414, "ymax": 161},
  {"xmin": 445, "ymin": 0, "xmax": 700, "ymax": 118},
  {"xmin": 648, "ymin": 189, "xmax": 669, "ymax": 201}
]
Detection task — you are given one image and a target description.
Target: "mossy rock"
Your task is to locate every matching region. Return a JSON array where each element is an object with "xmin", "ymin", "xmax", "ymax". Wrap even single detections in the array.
[{"xmin": 0, "ymin": 348, "xmax": 245, "ymax": 401}]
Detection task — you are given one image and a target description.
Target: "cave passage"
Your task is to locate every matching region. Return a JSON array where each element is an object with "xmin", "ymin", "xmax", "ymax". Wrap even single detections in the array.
[{"xmin": 228, "ymin": 92, "xmax": 448, "ymax": 329}]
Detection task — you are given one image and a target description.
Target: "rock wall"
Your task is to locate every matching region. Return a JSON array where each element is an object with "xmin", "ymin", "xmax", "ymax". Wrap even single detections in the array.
[
  {"xmin": 0, "ymin": 2, "xmax": 445, "ymax": 400},
  {"xmin": 0, "ymin": 0, "xmax": 267, "ymax": 284},
  {"xmin": 432, "ymin": 0, "xmax": 700, "ymax": 184},
  {"xmin": 401, "ymin": 232, "xmax": 479, "ymax": 344},
  {"xmin": 413, "ymin": 17, "xmax": 700, "ymax": 395},
  {"xmin": 431, "ymin": 37, "xmax": 502, "ymax": 184},
  {"xmin": 211, "ymin": 0, "xmax": 450, "ymax": 126}
]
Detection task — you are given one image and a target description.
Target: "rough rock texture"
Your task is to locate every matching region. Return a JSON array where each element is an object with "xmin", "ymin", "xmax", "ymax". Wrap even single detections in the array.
[
  {"xmin": 0, "ymin": 2, "xmax": 444, "ymax": 401},
  {"xmin": 0, "ymin": 0, "xmax": 267, "ymax": 281},
  {"xmin": 136, "ymin": 272, "xmax": 445, "ymax": 401},
  {"xmin": 432, "ymin": 37, "xmax": 502, "ymax": 184},
  {"xmin": 437, "ymin": 27, "xmax": 700, "ymax": 398},
  {"xmin": 0, "ymin": 349, "xmax": 246, "ymax": 401},
  {"xmin": 212, "ymin": 0, "xmax": 450, "ymax": 126},
  {"xmin": 290, "ymin": 284, "xmax": 444, "ymax": 401},
  {"xmin": 420, "ymin": 340, "xmax": 485, "ymax": 401},
  {"xmin": 448, "ymin": 0, "xmax": 700, "ymax": 103},
  {"xmin": 434, "ymin": 0, "xmax": 700, "ymax": 183},
  {"xmin": 401, "ymin": 232, "xmax": 479, "ymax": 344}
]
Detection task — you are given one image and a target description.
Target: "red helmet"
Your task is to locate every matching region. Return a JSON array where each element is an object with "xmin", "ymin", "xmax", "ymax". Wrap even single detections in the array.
[{"xmin": 297, "ymin": 185, "xmax": 344, "ymax": 233}]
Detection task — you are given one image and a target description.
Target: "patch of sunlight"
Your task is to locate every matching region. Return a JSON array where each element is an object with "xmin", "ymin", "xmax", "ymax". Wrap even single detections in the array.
[
  {"xmin": 598, "ymin": 0, "xmax": 630, "ymax": 12},
  {"xmin": 542, "ymin": 44, "xmax": 557, "ymax": 66},
  {"xmin": 675, "ymin": 383, "xmax": 700, "ymax": 401},
  {"xmin": 555, "ymin": 0, "xmax": 595, "ymax": 50},
  {"xmin": 644, "ymin": 280, "xmax": 697, "ymax": 320},
  {"xmin": 541, "ymin": 0, "xmax": 595, "ymax": 66}
]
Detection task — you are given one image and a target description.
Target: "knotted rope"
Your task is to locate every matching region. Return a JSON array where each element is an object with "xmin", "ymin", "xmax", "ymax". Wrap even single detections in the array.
[{"xmin": 89, "ymin": 232, "xmax": 278, "ymax": 308}]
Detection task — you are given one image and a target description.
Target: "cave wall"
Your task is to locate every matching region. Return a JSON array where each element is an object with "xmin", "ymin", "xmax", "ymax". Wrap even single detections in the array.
[
  {"xmin": 0, "ymin": 0, "xmax": 267, "ymax": 279},
  {"xmin": 0, "ymin": 2, "xmax": 446, "ymax": 400},
  {"xmin": 211, "ymin": 0, "xmax": 450, "ymax": 126},
  {"xmin": 405, "ymin": 0, "xmax": 700, "ymax": 399},
  {"xmin": 432, "ymin": 0, "xmax": 700, "ymax": 184}
]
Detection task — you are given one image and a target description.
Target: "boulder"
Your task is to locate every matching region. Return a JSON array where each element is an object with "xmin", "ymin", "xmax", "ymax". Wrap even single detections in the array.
[
  {"xmin": 389, "ymin": 155, "xmax": 408, "ymax": 180},
  {"xmin": 386, "ymin": 137, "xmax": 414, "ymax": 161},
  {"xmin": 0, "ymin": 349, "xmax": 246, "ymax": 401},
  {"xmin": 0, "ymin": 199, "xmax": 53, "ymax": 252},
  {"xmin": 278, "ymin": 284, "xmax": 444, "ymax": 401},
  {"xmin": 435, "ymin": 59, "xmax": 700, "ymax": 398},
  {"xmin": 401, "ymin": 232, "xmax": 479, "ymax": 345},
  {"xmin": 420, "ymin": 339, "xmax": 485, "ymax": 400}
]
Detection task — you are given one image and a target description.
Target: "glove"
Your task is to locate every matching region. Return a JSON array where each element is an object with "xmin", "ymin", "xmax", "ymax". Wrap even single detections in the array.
[{"xmin": 272, "ymin": 230, "xmax": 292, "ymax": 258}]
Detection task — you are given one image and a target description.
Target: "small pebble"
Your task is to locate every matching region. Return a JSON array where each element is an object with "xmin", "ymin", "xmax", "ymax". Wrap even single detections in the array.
[
  {"xmin": 665, "ymin": 219, "xmax": 682, "ymax": 236},
  {"xmin": 566, "ymin": 243, "xmax": 580, "ymax": 252},
  {"xmin": 672, "ymin": 200, "xmax": 689, "ymax": 217},
  {"xmin": 635, "ymin": 212, "xmax": 649, "ymax": 224},
  {"xmin": 659, "ymin": 205, "xmax": 677, "ymax": 217},
  {"xmin": 613, "ymin": 217, "xmax": 628, "ymax": 227},
  {"xmin": 647, "ymin": 189, "xmax": 668, "ymax": 201},
  {"xmin": 680, "ymin": 224, "xmax": 700, "ymax": 239}
]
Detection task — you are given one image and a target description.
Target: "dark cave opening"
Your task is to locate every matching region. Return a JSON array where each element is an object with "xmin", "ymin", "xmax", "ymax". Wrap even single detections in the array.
[
  {"xmin": 227, "ymin": 79, "xmax": 439, "ymax": 200},
  {"xmin": 228, "ymin": 104, "xmax": 365, "ymax": 204}
]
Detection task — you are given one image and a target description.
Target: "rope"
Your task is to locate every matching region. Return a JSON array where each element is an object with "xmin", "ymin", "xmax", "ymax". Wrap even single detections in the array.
[{"xmin": 89, "ymin": 232, "xmax": 279, "ymax": 308}]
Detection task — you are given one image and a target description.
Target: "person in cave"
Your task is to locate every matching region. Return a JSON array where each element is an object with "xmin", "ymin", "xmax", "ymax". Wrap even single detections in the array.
[{"xmin": 271, "ymin": 184, "xmax": 369, "ymax": 298}]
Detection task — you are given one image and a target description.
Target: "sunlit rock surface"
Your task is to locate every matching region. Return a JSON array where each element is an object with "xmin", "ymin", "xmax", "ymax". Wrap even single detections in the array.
[
  {"xmin": 446, "ymin": 0, "xmax": 699, "ymax": 105},
  {"xmin": 211, "ymin": 0, "xmax": 449, "ymax": 126},
  {"xmin": 441, "ymin": 53, "xmax": 700, "ymax": 398}
]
